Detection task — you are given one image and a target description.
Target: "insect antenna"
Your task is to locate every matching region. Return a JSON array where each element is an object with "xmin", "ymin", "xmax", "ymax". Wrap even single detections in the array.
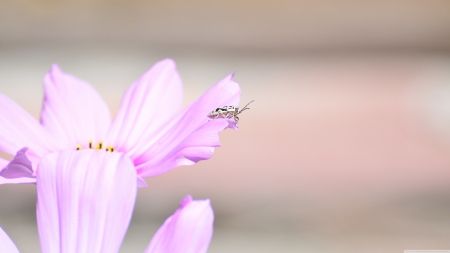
[{"xmin": 238, "ymin": 100, "xmax": 254, "ymax": 114}]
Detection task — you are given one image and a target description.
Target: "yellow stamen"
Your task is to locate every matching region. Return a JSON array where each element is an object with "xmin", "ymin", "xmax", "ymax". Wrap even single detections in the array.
[{"xmin": 76, "ymin": 141, "xmax": 113, "ymax": 152}]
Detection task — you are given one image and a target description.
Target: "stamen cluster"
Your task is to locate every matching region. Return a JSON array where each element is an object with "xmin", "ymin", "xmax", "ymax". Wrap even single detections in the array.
[{"xmin": 76, "ymin": 140, "xmax": 115, "ymax": 152}]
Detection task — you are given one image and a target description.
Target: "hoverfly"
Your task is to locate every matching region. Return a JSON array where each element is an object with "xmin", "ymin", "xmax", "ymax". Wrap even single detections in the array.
[{"xmin": 207, "ymin": 100, "xmax": 254, "ymax": 122}]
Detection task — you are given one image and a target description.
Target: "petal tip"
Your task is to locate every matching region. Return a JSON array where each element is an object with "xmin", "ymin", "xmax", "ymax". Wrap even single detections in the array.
[
  {"xmin": 50, "ymin": 63, "xmax": 62, "ymax": 73},
  {"xmin": 157, "ymin": 58, "xmax": 177, "ymax": 69},
  {"xmin": 179, "ymin": 195, "xmax": 193, "ymax": 208},
  {"xmin": 227, "ymin": 119, "xmax": 239, "ymax": 130},
  {"xmin": 137, "ymin": 175, "xmax": 148, "ymax": 188}
]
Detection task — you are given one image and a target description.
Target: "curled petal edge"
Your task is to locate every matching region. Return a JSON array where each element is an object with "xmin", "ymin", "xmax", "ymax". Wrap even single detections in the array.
[
  {"xmin": 136, "ymin": 119, "xmax": 230, "ymax": 178},
  {"xmin": 0, "ymin": 147, "xmax": 40, "ymax": 184},
  {"xmin": 137, "ymin": 175, "xmax": 148, "ymax": 188}
]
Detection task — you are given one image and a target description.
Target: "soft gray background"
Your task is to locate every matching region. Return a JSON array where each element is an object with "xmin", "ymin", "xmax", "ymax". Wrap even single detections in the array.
[{"xmin": 1, "ymin": 1, "xmax": 450, "ymax": 252}]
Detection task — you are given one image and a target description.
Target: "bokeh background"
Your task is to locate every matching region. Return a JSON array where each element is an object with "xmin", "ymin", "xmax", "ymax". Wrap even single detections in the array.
[{"xmin": 1, "ymin": 1, "xmax": 450, "ymax": 252}]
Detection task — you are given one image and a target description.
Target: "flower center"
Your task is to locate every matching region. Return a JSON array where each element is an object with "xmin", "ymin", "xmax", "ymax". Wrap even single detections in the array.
[{"xmin": 76, "ymin": 140, "xmax": 115, "ymax": 152}]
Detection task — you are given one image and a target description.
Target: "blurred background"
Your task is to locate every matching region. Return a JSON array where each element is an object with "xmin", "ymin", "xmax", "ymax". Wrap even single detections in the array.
[{"xmin": 1, "ymin": 0, "xmax": 450, "ymax": 252}]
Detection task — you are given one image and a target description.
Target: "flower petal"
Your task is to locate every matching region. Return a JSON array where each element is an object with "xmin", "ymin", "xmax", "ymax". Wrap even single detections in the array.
[
  {"xmin": 145, "ymin": 195, "xmax": 214, "ymax": 253},
  {"xmin": 137, "ymin": 119, "xmax": 229, "ymax": 177},
  {"xmin": 36, "ymin": 150, "xmax": 136, "ymax": 253},
  {"xmin": 0, "ymin": 147, "xmax": 40, "ymax": 179},
  {"xmin": 132, "ymin": 74, "xmax": 240, "ymax": 177},
  {"xmin": 0, "ymin": 227, "xmax": 20, "ymax": 253},
  {"xmin": 136, "ymin": 175, "xmax": 148, "ymax": 188},
  {"xmin": 40, "ymin": 64, "xmax": 111, "ymax": 149},
  {"xmin": 105, "ymin": 59, "xmax": 183, "ymax": 153},
  {"xmin": 0, "ymin": 147, "xmax": 40, "ymax": 185},
  {"xmin": 0, "ymin": 93, "xmax": 57, "ymax": 157}
]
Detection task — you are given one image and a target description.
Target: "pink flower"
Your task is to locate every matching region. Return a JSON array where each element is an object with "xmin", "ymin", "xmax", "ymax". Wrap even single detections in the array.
[
  {"xmin": 0, "ymin": 150, "xmax": 214, "ymax": 253},
  {"xmin": 0, "ymin": 59, "xmax": 241, "ymax": 186}
]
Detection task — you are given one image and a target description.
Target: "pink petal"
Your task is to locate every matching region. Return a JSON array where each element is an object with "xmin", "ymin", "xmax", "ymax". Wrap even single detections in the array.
[
  {"xmin": 0, "ymin": 158, "xmax": 29, "ymax": 185},
  {"xmin": 104, "ymin": 59, "xmax": 183, "ymax": 154},
  {"xmin": 136, "ymin": 175, "xmax": 148, "ymax": 188},
  {"xmin": 137, "ymin": 119, "xmax": 229, "ymax": 177},
  {"xmin": 0, "ymin": 147, "xmax": 40, "ymax": 185},
  {"xmin": 145, "ymin": 195, "xmax": 214, "ymax": 253},
  {"xmin": 0, "ymin": 93, "xmax": 58, "ymax": 157},
  {"xmin": 0, "ymin": 227, "xmax": 19, "ymax": 253},
  {"xmin": 133, "ymin": 74, "xmax": 240, "ymax": 177},
  {"xmin": 0, "ymin": 147, "xmax": 40, "ymax": 179},
  {"xmin": 36, "ymin": 150, "xmax": 136, "ymax": 253},
  {"xmin": 40, "ymin": 64, "xmax": 111, "ymax": 150}
]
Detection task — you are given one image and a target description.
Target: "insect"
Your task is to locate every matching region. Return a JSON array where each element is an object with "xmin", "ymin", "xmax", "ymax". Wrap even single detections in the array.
[{"xmin": 208, "ymin": 100, "xmax": 254, "ymax": 122}]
